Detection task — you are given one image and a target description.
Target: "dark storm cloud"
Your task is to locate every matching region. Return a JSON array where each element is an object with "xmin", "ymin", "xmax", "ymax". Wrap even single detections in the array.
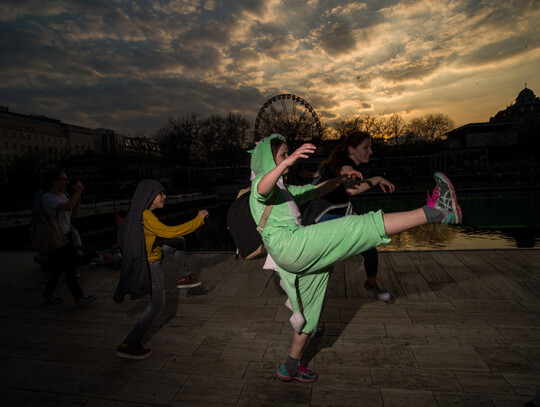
[
  {"xmin": 319, "ymin": 23, "xmax": 357, "ymax": 57},
  {"xmin": 462, "ymin": 39, "xmax": 540, "ymax": 67},
  {"xmin": 380, "ymin": 59, "xmax": 443, "ymax": 82},
  {"xmin": 1, "ymin": 0, "xmax": 539, "ymax": 134}
]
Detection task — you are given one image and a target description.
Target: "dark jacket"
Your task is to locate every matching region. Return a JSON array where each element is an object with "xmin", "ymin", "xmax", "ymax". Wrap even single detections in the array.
[{"xmin": 113, "ymin": 180, "xmax": 164, "ymax": 302}]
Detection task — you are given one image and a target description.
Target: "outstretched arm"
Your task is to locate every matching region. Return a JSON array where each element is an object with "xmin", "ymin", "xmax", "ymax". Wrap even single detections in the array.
[
  {"xmin": 340, "ymin": 165, "xmax": 395, "ymax": 195},
  {"xmin": 317, "ymin": 169, "xmax": 363, "ymax": 197},
  {"xmin": 256, "ymin": 143, "xmax": 316, "ymax": 196}
]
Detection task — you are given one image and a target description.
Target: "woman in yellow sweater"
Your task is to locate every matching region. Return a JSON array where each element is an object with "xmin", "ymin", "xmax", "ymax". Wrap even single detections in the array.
[{"xmin": 114, "ymin": 179, "xmax": 208, "ymax": 359}]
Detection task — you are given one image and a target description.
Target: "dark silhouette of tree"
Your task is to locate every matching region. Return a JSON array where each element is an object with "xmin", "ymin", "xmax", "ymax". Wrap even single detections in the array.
[
  {"xmin": 193, "ymin": 113, "xmax": 252, "ymax": 167},
  {"xmin": 154, "ymin": 113, "xmax": 202, "ymax": 165},
  {"xmin": 408, "ymin": 113, "xmax": 454, "ymax": 142},
  {"xmin": 384, "ymin": 113, "xmax": 407, "ymax": 145},
  {"xmin": 216, "ymin": 113, "xmax": 251, "ymax": 167},
  {"xmin": 332, "ymin": 115, "xmax": 385, "ymax": 140}
]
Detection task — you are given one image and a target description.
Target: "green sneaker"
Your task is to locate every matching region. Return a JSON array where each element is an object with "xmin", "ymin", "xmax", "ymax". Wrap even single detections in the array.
[
  {"xmin": 276, "ymin": 362, "xmax": 318, "ymax": 383},
  {"xmin": 426, "ymin": 172, "xmax": 462, "ymax": 224}
]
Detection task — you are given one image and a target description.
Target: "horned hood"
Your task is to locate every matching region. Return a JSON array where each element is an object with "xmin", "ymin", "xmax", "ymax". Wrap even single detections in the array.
[{"xmin": 250, "ymin": 134, "xmax": 286, "ymax": 177}]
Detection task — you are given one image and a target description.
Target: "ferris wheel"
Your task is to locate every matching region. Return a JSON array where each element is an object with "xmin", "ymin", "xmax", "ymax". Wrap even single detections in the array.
[{"xmin": 253, "ymin": 94, "xmax": 323, "ymax": 146}]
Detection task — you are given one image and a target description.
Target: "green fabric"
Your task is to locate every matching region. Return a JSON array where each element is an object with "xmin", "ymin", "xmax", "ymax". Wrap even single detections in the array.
[{"xmin": 249, "ymin": 134, "xmax": 391, "ymax": 334}]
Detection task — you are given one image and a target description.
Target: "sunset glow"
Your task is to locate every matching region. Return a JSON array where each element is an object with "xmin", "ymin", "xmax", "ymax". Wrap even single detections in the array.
[{"xmin": 1, "ymin": 0, "xmax": 538, "ymax": 135}]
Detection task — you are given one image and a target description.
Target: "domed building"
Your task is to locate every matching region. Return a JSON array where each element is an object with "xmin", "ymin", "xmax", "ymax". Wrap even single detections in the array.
[
  {"xmin": 446, "ymin": 86, "xmax": 540, "ymax": 152},
  {"xmin": 491, "ymin": 86, "xmax": 540, "ymax": 126}
]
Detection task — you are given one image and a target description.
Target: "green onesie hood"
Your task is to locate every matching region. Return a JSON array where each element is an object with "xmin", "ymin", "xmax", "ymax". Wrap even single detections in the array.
[{"xmin": 250, "ymin": 133, "xmax": 286, "ymax": 177}]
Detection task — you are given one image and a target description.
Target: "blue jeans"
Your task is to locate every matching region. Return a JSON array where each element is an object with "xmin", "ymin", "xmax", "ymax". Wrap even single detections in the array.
[{"xmin": 127, "ymin": 260, "xmax": 165, "ymax": 343}]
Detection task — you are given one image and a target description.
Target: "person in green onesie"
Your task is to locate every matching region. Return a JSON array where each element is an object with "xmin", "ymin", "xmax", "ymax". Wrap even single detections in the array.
[{"xmin": 249, "ymin": 134, "xmax": 461, "ymax": 383}]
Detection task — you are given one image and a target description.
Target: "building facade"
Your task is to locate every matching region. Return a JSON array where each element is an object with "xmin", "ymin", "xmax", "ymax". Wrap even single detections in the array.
[
  {"xmin": 0, "ymin": 107, "xmax": 161, "ymax": 174},
  {"xmin": 0, "ymin": 107, "xmax": 94, "ymax": 171}
]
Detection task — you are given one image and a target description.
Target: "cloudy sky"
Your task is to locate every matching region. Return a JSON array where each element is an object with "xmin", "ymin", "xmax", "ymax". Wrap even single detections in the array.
[{"xmin": 1, "ymin": 0, "xmax": 539, "ymax": 136}]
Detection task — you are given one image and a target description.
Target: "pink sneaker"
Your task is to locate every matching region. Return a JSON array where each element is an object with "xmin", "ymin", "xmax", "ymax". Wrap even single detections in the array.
[
  {"xmin": 426, "ymin": 172, "xmax": 462, "ymax": 224},
  {"xmin": 176, "ymin": 277, "xmax": 201, "ymax": 289},
  {"xmin": 116, "ymin": 339, "xmax": 152, "ymax": 360}
]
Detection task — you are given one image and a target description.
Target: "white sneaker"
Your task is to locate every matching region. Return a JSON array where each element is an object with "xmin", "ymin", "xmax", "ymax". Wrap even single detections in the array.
[{"xmin": 364, "ymin": 282, "xmax": 391, "ymax": 301}]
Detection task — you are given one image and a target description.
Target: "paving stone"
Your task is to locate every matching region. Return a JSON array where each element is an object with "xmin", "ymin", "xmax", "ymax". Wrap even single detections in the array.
[
  {"xmin": 315, "ymin": 343, "xmax": 417, "ymax": 369},
  {"xmin": 435, "ymin": 324, "xmax": 503, "ymax": 339},
  {"xmin": 19, "ymin": 361, "xmax": 99, "ymax": 393},
  {"xmin": 411, "ymin": 345, "xmax": 490, "ymax": 371},
  {"xmin": 71, "ymin": 366, "xmax": 134, "ymax": 397},
  {"xmin": 0, "ymin": 357, "xmax": 49, "ymax": 387},
  {"xmin": 371, "ymin": 368, "xmax": 461, "ymax": 391},
  {"xmin": 381, "ymin": 388, "xmax": 438, "ymax": 407},
  {"xmin": 196, "ymin": 317, "xmax": 254, "ymax": 337},
  {"xmin": 455, "ymin": 370, "xmax": 516, "ymax": 394},
  {"xmin": 220, "ymin": 337, "xmax": 269, "ymax": 361},
  {"xmin": 434, "ymin": 391, "xmax": 496, "ymax": 406},
  {"xmin": 161, "ymin": 355, "xmax": 249, "ymax": 379},
  {"xmin": 407, "ymin": 309, "xmax": 485, "ymax": 325},
  {"xmin": 173, "ymin": 375, "xmax": 245, "ymax": 406},
  {"xmin": 341, "ymin": 307, "xmax": 412, "ymax": 324},
  {"xmin": 386, "ymin": 323, "xmax": 438, "ymax": 338},
  {"xmin": 324, "ymin": 322, "xmax": 386, "ymax": 337},
  {"xmin": 489, "ymin": 393, "xmax": 532, "ymax": 407},
  {"xmin": 426, "ymin": 336, "xmax": 461, "ymax": 346},
  {"xmin": 493, "ymin": 326, "xmax": 540, "ymax": 341},
  {"xmin": 518, "ymin": 347, "xmax": 540, "ymax": 371},
  {"xmin": 474, "ymin": 345, "xmax": 535, "ymax": 373},
  {"xmin": 311, "ymin": 386, "xmax": 381, "ymax": 407},
  {"xmin": 313, "ymin": 365, "xmax": 372, "ymax": 388},
  {"xmin": 237, "ymin": 378, "xmax": 312, "ymax": 407},
  {"xmin": 114, "ymin": 370, "xmax": 188, "ymax": 404},
  {"xmin": 501, "ymin": 372, "xmax": 540, "ymax": 395},
  {"xmin": 146, "ymin": 332, "xmax": 206, "ymax": 356}
]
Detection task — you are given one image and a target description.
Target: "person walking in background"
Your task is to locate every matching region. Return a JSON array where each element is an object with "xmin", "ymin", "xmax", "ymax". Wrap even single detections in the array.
[
  {"xmin": 41, "ymin": 171, "xmax": 95, "ymax": 307},
  {"xmin": 249, "ymin": 134, "xmax": 461, "ymax": 383},
  {"xmin": 113, "ymin": 180, "xmax": 208, "ymax": 360},
  {"xmin": 305, "ymin": 131, "xmax": 395, "ymax": 301}
]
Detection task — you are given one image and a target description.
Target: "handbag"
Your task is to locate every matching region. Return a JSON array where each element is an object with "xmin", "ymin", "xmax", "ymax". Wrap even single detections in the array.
[{"xmin": 30, "ymin": 210, "xmax": 69, "ymax": 255}]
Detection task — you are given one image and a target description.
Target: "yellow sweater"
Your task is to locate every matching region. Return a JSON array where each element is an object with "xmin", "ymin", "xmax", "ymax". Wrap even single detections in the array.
[{"xmin": 143, "ymin": 210, "xmax": 204, "ymax": 262}]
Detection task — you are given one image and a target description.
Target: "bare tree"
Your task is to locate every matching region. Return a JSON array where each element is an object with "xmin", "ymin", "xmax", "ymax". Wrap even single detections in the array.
[
  {"xmin": 408, "ymin": 113, "xmax": 454, "ymax": 142},
  {"xmin": 217, "ymin": 113, "xmax": 251, "ymax": 166},
  {"xmin": 384, "ymin": 113, "xmax": 407, "ymax": 145},
  {"xmin": 154, "ymin": 113, "xmax": 202, "ymax": 165},
  {"xmin": 195, "ymin": 113, "xmax": 252, "ymax": 167},
  {"xmin": 332, "ymin": 115, "xmax": 384, "ymax": 139}
]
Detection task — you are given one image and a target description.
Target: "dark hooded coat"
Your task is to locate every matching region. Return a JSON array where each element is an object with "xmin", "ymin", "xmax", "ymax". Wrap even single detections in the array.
[{"xmin": 113, "ymin": 180, "xmax": 164, "ymax": 302}]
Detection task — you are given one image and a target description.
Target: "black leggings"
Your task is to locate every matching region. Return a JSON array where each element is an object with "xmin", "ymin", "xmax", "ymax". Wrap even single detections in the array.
[{"xmin": 44, "ymin": 237, "xmax": 83, "ymax": 301}]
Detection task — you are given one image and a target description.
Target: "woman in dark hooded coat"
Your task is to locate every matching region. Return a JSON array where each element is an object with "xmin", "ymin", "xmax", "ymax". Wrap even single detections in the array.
[{"xmin": 114, "ymin": 180, "xmax": 208, "ymax": 359}]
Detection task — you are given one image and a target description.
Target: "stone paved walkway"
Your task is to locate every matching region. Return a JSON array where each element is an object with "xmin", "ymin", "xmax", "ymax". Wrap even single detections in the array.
[{"xmin": 0, "ymin": 249, "xmax": 539, "ymax": 406}]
